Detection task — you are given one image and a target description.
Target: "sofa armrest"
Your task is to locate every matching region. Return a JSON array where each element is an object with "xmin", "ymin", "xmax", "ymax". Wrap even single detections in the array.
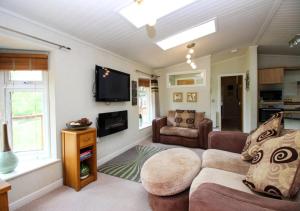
[
  {"xmin": 208, "ymin": 131, "xmax": 248, "ymax": 153},
  {"xmin": 152, "ymin": 117, "xmax": 167, "ymax": 142},
  {"xmin": 197, "ymin": 118, "xmax": 213, "ymax": 149}
]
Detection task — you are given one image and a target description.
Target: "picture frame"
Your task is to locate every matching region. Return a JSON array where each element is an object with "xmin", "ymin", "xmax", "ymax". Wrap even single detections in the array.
[
  {"xmin": 132, "ymin": 80, "xmax": 137, "ymax": 106},
  {"xmin": 173, "ymin": 92, "xmax": 183, "ymax": 102},
  {"xmin": 187, "ymin": 92, "xmax": 197, "ymax": 102}
]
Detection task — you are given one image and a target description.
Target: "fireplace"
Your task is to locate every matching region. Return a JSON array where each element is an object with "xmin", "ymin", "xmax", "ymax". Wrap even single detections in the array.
[{"xmin": 97, "ymin": 110, "xmax": 128, "ymax": 137}]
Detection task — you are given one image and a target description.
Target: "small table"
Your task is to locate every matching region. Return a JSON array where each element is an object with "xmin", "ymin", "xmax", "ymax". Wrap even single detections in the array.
[{"xmin": 0, "ymin": 179, "xmax": 11, "ymax": 211}]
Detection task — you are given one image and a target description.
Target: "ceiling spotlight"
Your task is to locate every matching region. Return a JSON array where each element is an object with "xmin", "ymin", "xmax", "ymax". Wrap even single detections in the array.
[
  {"xmin": 186, "ymin": 54, "xmax": 191, "ymax": 59},
  {"xmin": 186, "ymin": 59, "xmax": 192, "ymax": 64},
  {"xmin": 289, "ymin": 34, "xmax": 300, "ymax": 48}
]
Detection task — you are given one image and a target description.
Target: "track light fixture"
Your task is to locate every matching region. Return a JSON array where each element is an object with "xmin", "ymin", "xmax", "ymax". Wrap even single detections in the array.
[{"xmin": 289, "ymin": 34, "xmax": 300, "ymax": 48}]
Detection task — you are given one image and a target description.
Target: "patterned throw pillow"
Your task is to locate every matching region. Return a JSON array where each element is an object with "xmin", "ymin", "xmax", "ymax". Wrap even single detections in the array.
[
  {"xmin": 241, "ymin": 112, "xmax": 283, "ymax": 161},
  {"xmin": 243, "ymin": 131, "xmax": 300, "ymax": 199},
  {"xmin": 174, "ymin": 110, "xmax": 195, "ymax": 128}
]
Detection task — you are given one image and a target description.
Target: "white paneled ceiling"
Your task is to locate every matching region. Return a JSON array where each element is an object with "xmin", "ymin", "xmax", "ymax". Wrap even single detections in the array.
[{"xmin": 0, "ymin": 0, "xmax": 299, "ymax": 68}]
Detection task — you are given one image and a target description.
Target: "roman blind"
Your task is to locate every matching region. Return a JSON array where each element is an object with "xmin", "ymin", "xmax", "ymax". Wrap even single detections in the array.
[
  {"xmin": 0, "ymin": 53, "xmax": 48, "ymax": 71},
  {"xmin": 138, "ymin": 78, "xmax": 150, "ymax": 87}
]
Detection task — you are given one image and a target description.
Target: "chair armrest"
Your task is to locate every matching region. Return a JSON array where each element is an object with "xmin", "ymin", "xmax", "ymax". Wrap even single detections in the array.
[
  {"xmin": 197, "ymin": 118, "xmax": 213, "ymax": 149},
  {"xmin": 152, "ymin": 117, "xmax": 167, "ymax": 142},
  {"xmin": 208, "ymin": 131, "xmax": 248, "ymax": 153}
]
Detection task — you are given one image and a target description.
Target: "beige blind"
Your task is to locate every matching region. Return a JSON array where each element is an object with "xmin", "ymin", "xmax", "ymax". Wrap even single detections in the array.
[
  {"xmin": 138, "ymin": 78, "xmax": 150, "ymax": 87},
  {"xmin": 0, "ymin": 53, "xmax": 48, "ymax": 71}
]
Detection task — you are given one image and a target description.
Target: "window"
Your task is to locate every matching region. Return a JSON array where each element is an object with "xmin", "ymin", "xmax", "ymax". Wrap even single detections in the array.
[
  {"xmin": 2, "ymin": 70, "xmax": 50, "ymax": 159},
  {"xmin": 138, "ymin": 78, "xmax": 152, "ymax": 129},
  {"xmin": 167, "ymin": 70, "xmax": 206, "ymax": 88}
]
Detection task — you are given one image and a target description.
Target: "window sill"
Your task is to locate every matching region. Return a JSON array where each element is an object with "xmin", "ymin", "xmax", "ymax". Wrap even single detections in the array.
[
  {"xmin": 0, "ymin": 158, "xmax": 60, "ymax": 181},
  {"xmin": 139, "ymin": 123, "xmax": 151, "ymax": 130}
]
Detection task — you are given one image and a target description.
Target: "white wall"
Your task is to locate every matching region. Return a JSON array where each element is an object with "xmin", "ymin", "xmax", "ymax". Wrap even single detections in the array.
[
  {"xmin": 154, "ymin": 55, "xmax": 211, "ymax": 117},
  {"xmin": 211, "ymin": 55, "xmax": 248, "ymax": 128},
  {"xmin": 0, "ymin": 10, "xmax": 152, "ymax": 206},
  {"xmin": 258, "ymin": 54, "xmax": 300, "ymax": 69}
]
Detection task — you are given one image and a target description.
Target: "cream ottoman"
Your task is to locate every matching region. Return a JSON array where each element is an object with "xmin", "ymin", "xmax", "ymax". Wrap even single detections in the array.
[{"xmin": 141, "ymin": 148, "xmax": 201, "ymax": 196}]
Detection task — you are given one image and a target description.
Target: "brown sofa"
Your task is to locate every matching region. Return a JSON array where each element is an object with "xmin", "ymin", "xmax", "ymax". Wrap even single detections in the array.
[
  {"xmin": 189, "ymin": 131, "xmax": 300, "ymax": 211},
  {"xmin": 152, "ymin": 111, "xmax": 212, "ymax": 149}
]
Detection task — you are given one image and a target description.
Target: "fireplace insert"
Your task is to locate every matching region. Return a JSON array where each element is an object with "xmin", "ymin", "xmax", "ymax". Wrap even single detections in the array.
[{"xmin": 97, "ymin": 110, "xmax": 128, "ymax": 137}]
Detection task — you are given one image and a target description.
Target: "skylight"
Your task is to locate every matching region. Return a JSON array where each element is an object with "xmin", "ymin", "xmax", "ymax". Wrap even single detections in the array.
[
  {"xmin": 119, "ymin": 0, "xmax": 196, "ymax": 28},
  {"xmin": 156, "ymin": 19, "xmax": 216, "ymax": 50}
]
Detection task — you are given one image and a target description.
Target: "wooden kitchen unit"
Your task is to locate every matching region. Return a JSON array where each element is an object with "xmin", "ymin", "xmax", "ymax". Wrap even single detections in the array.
[
  {"xmin": 0, "ymin": 179, "xmax": 11, "ymax": 211},
  {"xmin": 61, "ymin": 128, "xmax": 97, "ymax": 191},
  {"xmin": 259, "ymin": 68, "xmax": 284, "ymax": 84}
]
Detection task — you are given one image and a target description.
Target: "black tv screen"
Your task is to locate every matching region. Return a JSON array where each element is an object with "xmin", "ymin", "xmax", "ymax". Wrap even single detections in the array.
[{"xmin": 95, "ymin": 65, "xmax": 130, "ymax": 102}]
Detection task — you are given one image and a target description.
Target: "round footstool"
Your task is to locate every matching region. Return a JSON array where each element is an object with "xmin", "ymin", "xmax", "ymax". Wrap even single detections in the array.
[{"xmin": 141, "ymin": 148, "xmax": 201, "ymax": 196}]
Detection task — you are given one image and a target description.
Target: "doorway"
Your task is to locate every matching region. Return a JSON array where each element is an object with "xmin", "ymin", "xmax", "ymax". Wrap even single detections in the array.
[{"xmin": 220, "ymin": 75, "xmax": 243, "ymax": 131}]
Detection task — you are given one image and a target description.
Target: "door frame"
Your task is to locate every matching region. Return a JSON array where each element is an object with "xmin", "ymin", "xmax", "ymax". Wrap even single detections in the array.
[{"xmin": 218, "ymin": 73, "xmax": 246, "ymax": 132}]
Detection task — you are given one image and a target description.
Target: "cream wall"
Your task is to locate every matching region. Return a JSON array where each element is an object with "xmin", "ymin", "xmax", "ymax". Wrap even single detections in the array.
[
  {"xmin": 154, "ymin": 55, "xmax": 211, "ymax": 118},
  {"xmin": 258, "ymin": 54, "xmax": 300, "ymax": 69},
  {"xmin": 0, "ymin": 10, "xmax": 152, "ymax": 206}
]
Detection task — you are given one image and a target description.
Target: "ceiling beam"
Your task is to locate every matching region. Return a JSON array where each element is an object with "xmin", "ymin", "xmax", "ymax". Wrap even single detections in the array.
[{"xmin": 252, "ymin": 0, "xmax": 282, "ymax": 45}]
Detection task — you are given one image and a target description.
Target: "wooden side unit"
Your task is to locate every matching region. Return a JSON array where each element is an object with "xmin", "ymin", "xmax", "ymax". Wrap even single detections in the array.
[
  {"xmin": 61, "ymin": 128, "xmax": 97, "ymax": 191},
  {"xmin": 259, "ymin": 68, "xmax": 284, "ymax": 84},
  {"xmin": 0, "ymin": 179, "xmax": 11, "ymax": 211}
]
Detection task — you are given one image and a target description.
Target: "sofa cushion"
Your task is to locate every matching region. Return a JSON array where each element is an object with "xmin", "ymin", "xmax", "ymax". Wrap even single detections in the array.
[
  {"xmin": 243, "ymin": 131, "xmax": 300, "ymax": 199},
  {"xmin": 167, "ymin": 110, "xmax": 176, "ymax": 126},
  {"xmin": 141, "ymin": 148, "xmax": 201, "ymax": 196},
  {"xmin": 190, "ymin": 183, "xmax": 300, "ymax": 211},
  {"xmin": 241, "ymin": 112, "xmax": 283, "ymax": 161},
  {"xmin": 190, "ymin": 168, "xmax": 253, "ymax": 197},
  {"xmin": 175, "ymin": 110, "xmax": 195, "ymax": 128},
  {"xmin": 160, "ymin": 126, "xmax": 198, "ymax": 138},
  {"xmin": 194, "ymin": 112, "xmax": 205, "ymax": 128},
  {"xmin": 202, "ymin": 149, "xmax": 250, "ymax": 175}
]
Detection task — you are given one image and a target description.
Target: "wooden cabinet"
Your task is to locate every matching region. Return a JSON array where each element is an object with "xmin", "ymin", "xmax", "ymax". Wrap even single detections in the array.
[
  {"xmin": 259, "ymin": 68, "xmax": 284, "ymax": 84},
  {"xmin": 0, "ymin": 179, "xmax": 11, "ymax": 211},
  {"xmin": 61, "ymin": 128, "xmax": 97, "ymax": 191}
]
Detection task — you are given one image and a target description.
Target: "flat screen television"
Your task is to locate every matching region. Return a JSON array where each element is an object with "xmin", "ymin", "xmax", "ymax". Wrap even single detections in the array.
[{"xmin": 95, "ymin": 65, "xmax": 130, "ymax": 102}]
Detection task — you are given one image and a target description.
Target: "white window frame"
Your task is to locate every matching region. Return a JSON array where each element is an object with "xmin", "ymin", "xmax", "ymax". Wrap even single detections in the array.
[
  {"xmin": 4, "ymin": 71, "xmax": 50, "ymax": 160},
  {"xmin": 167, "ymin": 70, "xmax": 206, "ymax": 88}
]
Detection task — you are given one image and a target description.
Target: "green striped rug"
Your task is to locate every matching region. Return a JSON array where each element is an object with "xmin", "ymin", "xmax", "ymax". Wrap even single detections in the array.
[{"xmin": 98, "ymin": 145, "xmax": 166, "ymax": 182}]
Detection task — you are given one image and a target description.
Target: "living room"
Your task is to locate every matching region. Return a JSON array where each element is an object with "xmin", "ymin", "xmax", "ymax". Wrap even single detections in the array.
[{"xmin": 0, "ymin": 0, "xmax": 299, "ymax": 211}]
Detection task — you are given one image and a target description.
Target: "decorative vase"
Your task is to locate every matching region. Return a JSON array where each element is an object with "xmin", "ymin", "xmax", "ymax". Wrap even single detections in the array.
[{"xmin": 0, "ymin": 123, "xmax": 18, "ymax": 174}]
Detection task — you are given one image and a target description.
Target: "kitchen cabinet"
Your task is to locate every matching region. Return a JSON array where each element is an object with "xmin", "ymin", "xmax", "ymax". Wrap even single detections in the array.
[{"xmin": 259, "ymin": 68, "xmax": 284, "ymax": 84}]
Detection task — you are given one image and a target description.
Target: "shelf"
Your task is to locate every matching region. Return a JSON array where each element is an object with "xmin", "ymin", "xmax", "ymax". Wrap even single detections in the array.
[{"xmin": 80, "ymin": 175, "xmax": 95, "ymax": 188}]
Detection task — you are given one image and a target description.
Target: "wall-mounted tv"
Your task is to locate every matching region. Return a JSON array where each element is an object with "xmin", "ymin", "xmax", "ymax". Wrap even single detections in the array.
[{"xmin": 95, "ymin": 65, "xmax": 130, "ymax": 102}]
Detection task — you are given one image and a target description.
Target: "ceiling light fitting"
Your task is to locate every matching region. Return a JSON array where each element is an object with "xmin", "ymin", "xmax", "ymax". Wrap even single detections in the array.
[
  {"xmin": 289, "ymin": 34, "xmax": 300, "ymax": 48},
  {"xmin": 186, "ymin": 43, "xmax": 197, "ymax": 69}
]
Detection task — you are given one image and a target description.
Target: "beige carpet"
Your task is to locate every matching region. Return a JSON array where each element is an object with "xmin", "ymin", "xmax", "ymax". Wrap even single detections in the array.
[
  {"xmin": 17, "ymin": 173, "xmax": 151, "ymax": 211},
  {"xmin": 17, "ymin": 141, "xmax": 204, "ymax": 211}
]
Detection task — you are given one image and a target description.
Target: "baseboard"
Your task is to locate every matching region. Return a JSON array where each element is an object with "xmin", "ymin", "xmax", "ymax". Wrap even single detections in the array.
[
  {"xmin": 97, "ymin": 134, "xmax": 152, "ymax": 166},
  {"xmin": 9, "ymin": 178, "xmax": 63, "ymax": 211}
]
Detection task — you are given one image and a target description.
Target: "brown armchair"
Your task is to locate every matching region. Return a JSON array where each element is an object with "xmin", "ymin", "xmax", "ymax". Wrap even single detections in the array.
[{"xmin": 152, "ymin": 111, "xmax": 212, "ymax": 149}]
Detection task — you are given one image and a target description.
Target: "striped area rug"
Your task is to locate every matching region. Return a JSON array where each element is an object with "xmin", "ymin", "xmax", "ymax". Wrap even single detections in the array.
[{"xmin": 98, "ymin": 145, "xmax": 166, "ymax": 182}]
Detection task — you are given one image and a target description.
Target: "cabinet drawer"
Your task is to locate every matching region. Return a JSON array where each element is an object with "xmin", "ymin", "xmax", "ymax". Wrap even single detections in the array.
[{"xmin": 79, "ymin": 133, "xmax": 95, "ymax": 148}]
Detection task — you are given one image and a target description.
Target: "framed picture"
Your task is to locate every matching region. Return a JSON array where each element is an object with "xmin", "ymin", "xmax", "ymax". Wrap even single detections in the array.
[
  {"xmin": 187, "ymin": 92, "xmax": 197, "ymax": 102},
  {"xmin": 132, "ymin": 81, "xmax": 137, "ymax": 106},
  {"xmin": 173, "ymin": 92, "xmax": 183, "ymax": 102}
]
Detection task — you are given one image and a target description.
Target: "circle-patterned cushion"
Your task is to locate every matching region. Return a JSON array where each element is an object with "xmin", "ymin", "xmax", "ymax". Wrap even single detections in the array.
[
  {"xmin": 243, "ymin": 131, "xmax": 300, "ymax": 198},
  {"xmin": 141, "ymin": 148, "xmax": 201, "ymax": 196}
]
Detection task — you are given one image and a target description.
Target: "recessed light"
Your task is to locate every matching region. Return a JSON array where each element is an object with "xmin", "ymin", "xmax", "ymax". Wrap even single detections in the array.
[
  {"xmin": 119, "ymin": 0, "xmax": 196, "ymax": 28},
  {"xmin": 156, "ymin": 19, "xmax": 216, "ymax": 50}
]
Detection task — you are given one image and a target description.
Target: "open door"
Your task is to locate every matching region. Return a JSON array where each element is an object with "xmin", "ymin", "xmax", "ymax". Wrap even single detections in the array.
[{"xmin": 221, "ymin": 76, "xmax": 243, "ymax": 131}]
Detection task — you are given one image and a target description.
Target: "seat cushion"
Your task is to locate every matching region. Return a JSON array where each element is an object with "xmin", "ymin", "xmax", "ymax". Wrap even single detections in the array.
[
  {"xmin": 243, "ymin": 131, "xmax": 300, "ymax": 199},
  {"xmin": 141, "ymin": 148, "xmax": 201, "ymax": 196},
  {"xmin": 202, "ymin": 149, "xmax": 250, "ymax": 175},
  {"xmin": 241, "ymin": 112, "xmax": 283, "ymax": 160},
  {"xmin": 160, "ymin": 126, "xmax": 198, "ymax": 138},
  {"xmin": 190, "ymin": 168, "xmax": 253, "ymax": 197}
]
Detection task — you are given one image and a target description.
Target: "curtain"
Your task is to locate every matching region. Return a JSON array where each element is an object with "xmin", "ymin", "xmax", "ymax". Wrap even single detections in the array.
[{"xmin": 151, "ymin": 78, "xmax": 160, "ymax": 118}]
